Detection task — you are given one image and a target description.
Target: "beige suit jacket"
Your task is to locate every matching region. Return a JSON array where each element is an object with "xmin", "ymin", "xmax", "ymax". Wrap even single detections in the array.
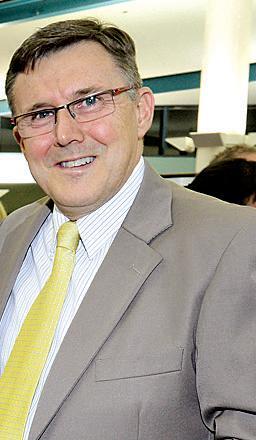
[{"xmin": 1, "ymin": 163, "xmax": 256, "ymax": 440}]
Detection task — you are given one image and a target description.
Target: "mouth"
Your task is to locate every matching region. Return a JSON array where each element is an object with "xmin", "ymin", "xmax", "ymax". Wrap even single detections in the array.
[{"xmin": 58, "ymin": 156, "xmax": 96, "ymax": 168}]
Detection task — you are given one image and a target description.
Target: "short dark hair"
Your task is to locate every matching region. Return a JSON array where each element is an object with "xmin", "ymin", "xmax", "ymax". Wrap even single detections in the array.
[
  {"xmin": 187, "ymin": 158, "xmax": 256, "ymax": 205},
  {"xmin": 6, "ymin": 18, "xmax": 142, "ymax": 113}
]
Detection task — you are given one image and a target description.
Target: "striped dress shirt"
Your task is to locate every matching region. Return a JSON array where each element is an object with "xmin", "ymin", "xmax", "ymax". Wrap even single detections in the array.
[{"xmin": 0, "ymin": 157, "xmax": 144, "ymax": 439}]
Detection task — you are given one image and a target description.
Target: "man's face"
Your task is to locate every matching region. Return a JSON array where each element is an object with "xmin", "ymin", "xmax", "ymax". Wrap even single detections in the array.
[{"xmin": 13, "ymin": 41, "xmax": 154, "ymax": 219}]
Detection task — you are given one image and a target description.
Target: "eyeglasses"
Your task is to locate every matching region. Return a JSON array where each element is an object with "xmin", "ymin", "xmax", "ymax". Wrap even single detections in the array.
[{"xmin": 12, "ymin": 85, "xmax": 135, "ymax": 138}]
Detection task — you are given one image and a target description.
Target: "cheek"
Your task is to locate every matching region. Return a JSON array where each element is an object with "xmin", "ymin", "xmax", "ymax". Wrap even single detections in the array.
[
  {"xmin": 88, "ymin": 109, "xmax": 136, "ymax": 146},
  {"xmin": 22, "ymin": 136, "xmax": 53, "ymax": 162},
  {"xmin": 87, "ymin": 119, "xmax": 118, "ymax": 146}
]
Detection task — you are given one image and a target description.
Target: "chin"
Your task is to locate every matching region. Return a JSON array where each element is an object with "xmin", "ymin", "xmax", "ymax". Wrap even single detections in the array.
[{"xmin": 53, "ymin": 194, "xmax": 97, "ymax": 213}]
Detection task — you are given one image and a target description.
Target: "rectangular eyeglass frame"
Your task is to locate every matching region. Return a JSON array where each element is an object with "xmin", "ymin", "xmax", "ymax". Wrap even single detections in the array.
[{"xmin": 11, "ymin": 85, "xmax": 135, "ymax": 126}]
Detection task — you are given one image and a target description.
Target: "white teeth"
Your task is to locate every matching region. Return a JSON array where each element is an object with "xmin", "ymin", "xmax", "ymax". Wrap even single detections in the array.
[{"xmin": 60, "ymin": 157, "xmax": 95, "ymax": 168}]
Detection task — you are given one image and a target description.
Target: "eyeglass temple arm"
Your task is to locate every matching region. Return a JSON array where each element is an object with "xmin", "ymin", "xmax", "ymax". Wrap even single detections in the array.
[{"xmin": 112, "ymin": 85, "xmax": 134, "ymax": 96}]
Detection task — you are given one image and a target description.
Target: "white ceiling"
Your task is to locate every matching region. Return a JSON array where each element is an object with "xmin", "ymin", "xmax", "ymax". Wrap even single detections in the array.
[{"xmin": 0, "ymin": 0, "xmax": 256, "ymax": 107}]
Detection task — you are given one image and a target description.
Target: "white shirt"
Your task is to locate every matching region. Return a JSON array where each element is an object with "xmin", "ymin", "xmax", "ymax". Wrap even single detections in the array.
[{"xmin": 0, "ymin": 157, "xmax": 144, "ymax": 439}]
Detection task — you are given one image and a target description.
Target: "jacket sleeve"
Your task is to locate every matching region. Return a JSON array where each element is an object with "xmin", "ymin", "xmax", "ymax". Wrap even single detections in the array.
[{"xmin": 196, "ymin": 221, "xmax": 256, "ymax": 440}]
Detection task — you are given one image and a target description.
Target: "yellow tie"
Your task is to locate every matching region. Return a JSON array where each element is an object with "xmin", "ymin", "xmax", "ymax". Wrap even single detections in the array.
[{"xmin": 0, "ymin": 221, "xmax": 79, "ymax": 440}]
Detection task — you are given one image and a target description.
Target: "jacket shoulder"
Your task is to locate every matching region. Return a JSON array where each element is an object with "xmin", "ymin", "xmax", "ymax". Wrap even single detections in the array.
[{"xmin": 0, "ymin": 196, "xmax": 50, "ymax": 234}]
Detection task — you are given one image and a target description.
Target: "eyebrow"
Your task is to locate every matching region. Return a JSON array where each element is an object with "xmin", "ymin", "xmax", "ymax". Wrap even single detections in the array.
[
  {"xmin": 25, "ymin": 103, "xmax": 55, "ymax": 113},
  {"xmin": 72, "ymin": 87, "xmax": 106, "ymax": 98}
]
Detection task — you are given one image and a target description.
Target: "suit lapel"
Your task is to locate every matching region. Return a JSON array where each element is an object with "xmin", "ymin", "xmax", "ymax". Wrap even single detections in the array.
[{"xmin": 29, "ymin": 225, "xmax": 163, "ymax": 439}]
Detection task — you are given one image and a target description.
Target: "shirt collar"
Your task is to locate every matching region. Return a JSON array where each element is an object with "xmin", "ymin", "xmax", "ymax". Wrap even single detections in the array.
[{"xmin": 51, "ymin": 157, "xmax": 144, "ymax": 259}]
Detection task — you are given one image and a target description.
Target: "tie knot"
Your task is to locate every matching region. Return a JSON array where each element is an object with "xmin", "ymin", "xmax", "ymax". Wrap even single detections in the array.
[{"xmin": 57, "ymin": 221, "xmax": 80, "ymax": 252}]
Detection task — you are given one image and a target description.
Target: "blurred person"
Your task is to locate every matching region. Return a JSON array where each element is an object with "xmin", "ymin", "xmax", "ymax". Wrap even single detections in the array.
[
  {"xmin": 210, "ymin": 144, "xmax": 256, "ymax": 164},
  {"xmin": 187, "ymin": 158, "xmax": 256, "ymax": 207},
  {"xmin": 1, "ymin": 18, "xmax": 256, "ymax": 440}
]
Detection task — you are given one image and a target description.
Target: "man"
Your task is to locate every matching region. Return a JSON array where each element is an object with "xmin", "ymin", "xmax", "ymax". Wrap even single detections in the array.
[{"xmin": 0, "ymin": 18, "xmax": 256, "ymax": 440}]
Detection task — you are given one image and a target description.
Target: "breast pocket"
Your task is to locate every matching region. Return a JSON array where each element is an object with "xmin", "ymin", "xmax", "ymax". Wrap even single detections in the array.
[{"xmin": 95, "ymin": 347, "xmax": 184, "ymax": 382}]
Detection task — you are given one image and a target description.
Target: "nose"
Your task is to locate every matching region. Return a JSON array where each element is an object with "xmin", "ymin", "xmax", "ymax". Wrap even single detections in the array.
[{"xmin": 54, "ymin": 107, "xmax": 85, "ymax": 147}]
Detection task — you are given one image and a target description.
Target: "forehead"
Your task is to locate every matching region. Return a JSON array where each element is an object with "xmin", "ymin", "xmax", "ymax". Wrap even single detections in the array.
[{"xmin": 13, "ymin": 41, "xmax": 125, "ymax": 112}]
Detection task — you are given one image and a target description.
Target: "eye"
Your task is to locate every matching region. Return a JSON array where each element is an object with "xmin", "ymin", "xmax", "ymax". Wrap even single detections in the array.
[
  {"xmin": 73, "ymin": 94, "xmax": 106, "ymax": 113},
  {"xmin": 77, "ymin": 95, "xmax": 100, "ymax": 109},
  {"xmin": 83, "ymin": 95, "xmax": 98, "ymax": 107},
  {"xmin": 31, "ymin": 109, "xmax": 55, "ymax": 121}
]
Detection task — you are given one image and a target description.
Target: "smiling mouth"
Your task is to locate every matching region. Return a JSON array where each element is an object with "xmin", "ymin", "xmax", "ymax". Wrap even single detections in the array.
[{"xmin": 59, "ymin": 156, "xmax": 96, "ymax": 168}]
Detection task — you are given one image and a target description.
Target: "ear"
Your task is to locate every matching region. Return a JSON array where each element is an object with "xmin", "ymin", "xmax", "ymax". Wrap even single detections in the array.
[
  {"xmin": 246, "ymin": 194, "xmax": 256, "ymax": 208},
  {"xmin": 136, "ymin": 87, "xmax": 155, "ymax": 140},
  {"xmin": 13, "ymin": 126, "xmax": 26, "ymax": 153}
]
